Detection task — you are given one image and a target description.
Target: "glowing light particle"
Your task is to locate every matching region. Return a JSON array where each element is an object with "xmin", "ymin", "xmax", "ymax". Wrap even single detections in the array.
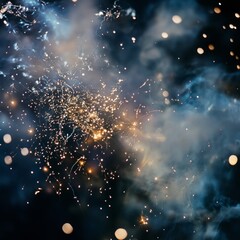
[
  {"xmin": 10, "ymin": 100, "xmax": 17, "ymax": 107},
  {"xmin": 229, "ymin": 24, "xmax": 237, "ymax": 29},
  {"xmin": 35, "ymin": 188, "xmax": 42, "ymax": 195},
  {"xmin": 235, "ymin": 13, "xmax": 240, "ymax": 18},
  {"xmin": 21, "ymin": 147, "xmax": 29, "ymax": 156},
  {"xmin": 228, "ymin": 155, "xmax": 238, "ymax": 166},
  {"xmin": 172, "ymin": 15, "xmax": 182, "ymax": 24},
  {"xmin": 92, "ymin": 130, "xmax": 104, "ymax": 141},
  {"xmin": 28, "ymin": 128, "xmax": 34, "ymax": 134},
  {"xmin": 43, "ymin": 166, "xmax": 49, "ymax": 172},
  {"xmin": 208, "ymin": 44, "xmax": 215, "ymax": 50},
  {"xmin": 164, "ymin": 98, "xmax": 170, "ymax": 105},
  {"xmin": 4, "ymin": 155, "xmax": 12, "ymax": 165},
  {"xmin": 161, "ymin": 32, "xmax": 168, "ymax": 39},
  {"xmin": 162, "ymin": 90, "xmax": 169, "ymax": 97},
  {"xmin": 202, "ymin": 33, "xmax": 207, "ymax": 38},
  {"xmin": 115, "ymin": 228, "xmax": 128, "ymax": 240},
  {"xmin": 131, "ymin": 37, "xmax": 136, "ymax": 43},
  {"xmin": 197, "ymin": 48, "xmax": 204, "ymax": 55},
  {"xmin": 62, "ymin": 223, "xmax": 73, "ymax": 234},
  {"xmin": 214, "ymin": 7, "xmax": 221, "ymax": 14},
  {"xmin": 3, "ymin": 134, "xmax": 12, "ymax": 144},
  {"xmin": 79, "ymin": 160, "xmax": 86, "ymax": 166},
  {"xmin": 3, "ymin": 20, "xmax": 9, "ymax": 26},
  {"xmin": 140, "ymin": 215, "xmax": 149, "ymax": 225}
]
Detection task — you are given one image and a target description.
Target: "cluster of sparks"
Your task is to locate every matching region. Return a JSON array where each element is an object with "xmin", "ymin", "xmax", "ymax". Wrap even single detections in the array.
[
  {"xmin": 28, "ymin": 76, "xmax": 127, "ymax": 195},
  {"xmin": 95, "ymin": 0, "xmax": 136, "ymax": 24},
  {"xmin": 0, "ymin": 2, "xmax": 27, "ymax": 21}
]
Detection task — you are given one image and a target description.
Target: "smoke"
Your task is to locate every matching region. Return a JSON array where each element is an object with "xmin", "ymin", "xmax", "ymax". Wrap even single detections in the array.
[{"xmin": 116, "ymin": 0, "xmax": 240, "ymax": 238}]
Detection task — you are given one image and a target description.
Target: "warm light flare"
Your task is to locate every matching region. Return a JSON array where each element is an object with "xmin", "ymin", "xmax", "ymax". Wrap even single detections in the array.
[{"xmin": 139, "ymin": 215, "xmax": 149, "ymax": 225}]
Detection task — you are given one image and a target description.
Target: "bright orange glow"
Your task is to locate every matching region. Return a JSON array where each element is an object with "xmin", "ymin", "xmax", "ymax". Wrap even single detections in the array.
[
  {"xmin": 139, "ymin": 215, "xmax": 149, "ymax": 225},
  {"xmin": 43, "ymin": 166, "xmax": 49, "ymax": 172}
]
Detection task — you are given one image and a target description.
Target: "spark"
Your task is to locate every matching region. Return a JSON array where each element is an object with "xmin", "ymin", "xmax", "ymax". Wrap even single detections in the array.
[
  {"xmin": 10, "ymin": 100, "xmax": 17, "ymax": 107},
  {"xmin": 0, "ymin": 1, "xmax": 33, "ymax": 27},
  {"xmin": 139, "ymin": 215, "xmax": 149, "ymax": 225},
  {"xmin": 27, "ymin": 128, "xmax": 34, "ymax": 134},
  {"xmin": 42, "ymin": 166, "xmax": 49, "ymax": 173},
  {"xmin": 115, "ymin": 228, "xmax": 128, "ymax": 240}
]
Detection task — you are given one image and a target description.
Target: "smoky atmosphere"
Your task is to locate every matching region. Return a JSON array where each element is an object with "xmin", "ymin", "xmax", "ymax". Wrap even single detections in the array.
[{"xmin": 0, "ymin": 0, "xmax": 240, "ymax": 239}]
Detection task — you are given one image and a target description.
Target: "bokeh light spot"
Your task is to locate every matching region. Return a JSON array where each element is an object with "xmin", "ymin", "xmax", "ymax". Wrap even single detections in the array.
[
  {"xmin": 228, "ymin": 155, "xmax": 238, "ymax": 166},
  {"xmin": 4, "ymin": 155, "xmax": 12, "ymax": 165},
  {"xmin": 115, "ymin": 228, "xmax": 128, "ymax": 240},
  {"xmin": 235, "ymin": 13, "xmax": 240, "ymax": 18},
  {"xmin": 62, "ymin": 223, "xmax": 73, "ymax": 234},
  {"xmin": 214, "ymin": 7, "xmax": 221, "ymax": 14},
  {"xmin": 3, "ymin": 134, "xmax": 12, "ymax": 144},
  {"xmin": 208, "ymin": 44, "xmax": 215, "ymax": 50},
  {"xmin": 21, "ymin": 147, "xmax": 29, "ymax": 156},
  {"xmin": 161, "ymin": 32, "xmax": 168, "ymax": 38},
  {"xmin": 172, "ymin": 15, "xmax": 182, "ymax": 24},
  {"xmin": 197, "ymin": 48, "xmax": 204, "ymax": 55}
]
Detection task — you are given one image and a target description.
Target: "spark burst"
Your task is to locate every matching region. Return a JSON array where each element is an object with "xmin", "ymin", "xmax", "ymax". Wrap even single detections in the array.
[
  {"xmin": 0, "ymin": 0, "xmax": 139, "ymax": 201},
  {"xmin": 28, "ymin": 76, "xmax": 125, "ymax": 194}
]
